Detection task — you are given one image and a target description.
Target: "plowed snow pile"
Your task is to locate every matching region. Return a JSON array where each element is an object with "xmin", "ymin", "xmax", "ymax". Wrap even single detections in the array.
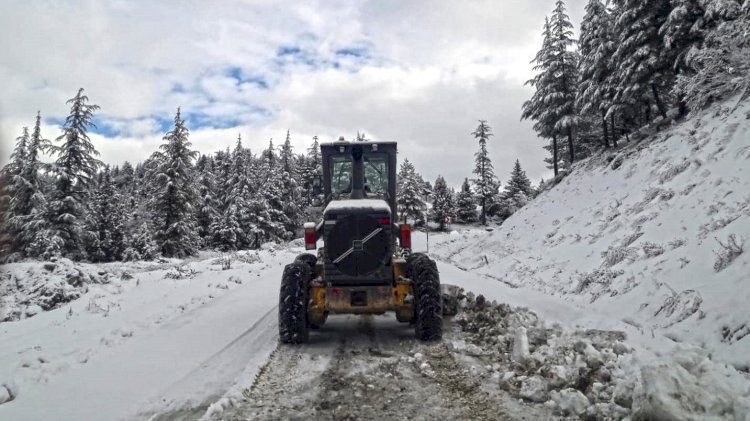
[{"xmin": 433, "ymin": 98, "xmax": 750, "ymax": 373}]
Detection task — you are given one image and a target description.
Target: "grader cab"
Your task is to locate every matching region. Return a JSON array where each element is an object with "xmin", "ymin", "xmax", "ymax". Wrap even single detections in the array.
[{"xmin": 278, "ymin": 140, "xmax": 443, "ymax": 343}]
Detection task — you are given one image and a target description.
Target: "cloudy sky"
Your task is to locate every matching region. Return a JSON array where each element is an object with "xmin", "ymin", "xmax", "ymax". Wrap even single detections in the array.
[{"xmin": 0, "ymin": 0, "xmax": 585, "ymax": 187}]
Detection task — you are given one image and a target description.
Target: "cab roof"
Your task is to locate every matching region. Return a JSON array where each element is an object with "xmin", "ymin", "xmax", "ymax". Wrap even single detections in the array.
[{"xmin": 320, "ymin": 140, "xmax": 398, "ymax": 147}]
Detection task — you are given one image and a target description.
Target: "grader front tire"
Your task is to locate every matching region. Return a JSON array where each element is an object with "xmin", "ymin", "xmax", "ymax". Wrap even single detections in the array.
[
  {"xmin": 408, "ymin": 253, "xmax": 443, "ymax": 341},
  {"xmin": 278, "ymin": 262, "xmax": 311, "ymax": 344}
]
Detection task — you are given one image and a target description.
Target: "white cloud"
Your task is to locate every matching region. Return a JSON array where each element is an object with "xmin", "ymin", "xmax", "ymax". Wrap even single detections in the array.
[{"xmin": 0, "ymin": 0, "xmax": 587, "ymax": 186}]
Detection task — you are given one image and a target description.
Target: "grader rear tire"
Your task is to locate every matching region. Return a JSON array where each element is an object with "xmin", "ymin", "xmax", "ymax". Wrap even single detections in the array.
[
  {"xmin": 279, "ymin": 262, "xmax": 311, "ymax": 344},
  {"xmin": 407, "ymin": 253, "xmax": 443, "ymax": 341}
]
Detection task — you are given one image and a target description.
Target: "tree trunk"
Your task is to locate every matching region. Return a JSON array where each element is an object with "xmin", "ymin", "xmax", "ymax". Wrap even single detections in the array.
[
  {"xmin": 645, "ymin": 100, "xmax": 651, "ymax": 124},
  {"xmin": 567, "ymin": 127, "xmax": 575, "ymax": 164},
  {"xmin": 552, "ymin": 135, "xmax": 559, "ymax": 177},
  {"xmin": 480, "ymin": 197, "xmax": 486, "ymax": 225},
  {"xmin": 651, "ymin": 83, "xmax": 668, "ymax": 120},
  {"xmin": 611, "ymin": 114, "xmax": 618, "ymax": 148},
  {"xmin": 601, "ymin": 109, "xmax": 609, "ymax": 149}
]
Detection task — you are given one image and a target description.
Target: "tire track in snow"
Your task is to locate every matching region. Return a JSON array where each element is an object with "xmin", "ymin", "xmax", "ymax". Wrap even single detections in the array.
[{"xmin": 224, "ymin": 315, "xmax": 530, "ymax": 420}]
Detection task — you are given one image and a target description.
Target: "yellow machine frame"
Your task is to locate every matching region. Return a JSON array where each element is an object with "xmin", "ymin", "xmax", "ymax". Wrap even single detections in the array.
[{"xmin": 307, "ymin": 256, "xmax": 414, "ymax": 326}]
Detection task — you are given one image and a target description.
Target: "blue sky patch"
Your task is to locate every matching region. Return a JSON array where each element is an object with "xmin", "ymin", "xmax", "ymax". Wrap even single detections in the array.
[
  {"xmin": 335, "ymin": 47, "xmax": 369, "ymax": 58},
  {"xmin": 225, "ymin": 67, "xmax": 269, "ymax": 89}
]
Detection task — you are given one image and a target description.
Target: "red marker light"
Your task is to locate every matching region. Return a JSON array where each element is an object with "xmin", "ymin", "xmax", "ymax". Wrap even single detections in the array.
[
  {"xmin": 378, "ymin": 218, "xmax": 391, "ymax": 225},
  {"xmin": 400, "ymin": 224, "xmax": 411, "ymax": 249},
  {"xmin": 304, "ymin": 224, "xmax": 316, "ymax": 250}
]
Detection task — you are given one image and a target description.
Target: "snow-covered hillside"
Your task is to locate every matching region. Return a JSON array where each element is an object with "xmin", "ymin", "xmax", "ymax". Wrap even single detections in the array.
[{"xmin": 434, "ymin": 98, "xmax": 750, "ymax": 371}]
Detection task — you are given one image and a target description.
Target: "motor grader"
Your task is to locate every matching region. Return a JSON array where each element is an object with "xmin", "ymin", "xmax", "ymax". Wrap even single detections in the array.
[{"xmin": 278, "ymin": 139, "xmax": 443, "ymax": 343}]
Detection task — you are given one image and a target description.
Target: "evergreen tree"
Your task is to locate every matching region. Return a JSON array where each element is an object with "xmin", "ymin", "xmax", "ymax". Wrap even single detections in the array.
[
  {"xmin": 396, "ymin": 158, "xmax": 426, "ymax": 225},
  {"xmin": 611, "ymin": 0, "xmax": 675, "ymax": 121},
  {"xmin": 523, "ymin": 18, "xmax": 562, "ymax": 175},
  {"xmin": 195, "ymin": 155, "xmax": 219, "ymax": 246},
  {"xmin": 470, "ymin": 120, "xmax": 498, "ymax": 224},
  {"xmin": 150, "ymin": 108, "xmax": 199, "ymax": 257},
  {"xmin": 355, "ymin": 131, "xmax": 370, "ymax": 142},
  {"xmin": 503, "ymin": 160, "xmax": 534, "ymax": 211},
  {"xmin": 455, "ymin": 178, "xmax": 477, "ymax": 223},
  {"xmin": 86, "ymin": 166, "xmax": 126, "ymax": 262},
  {"xmin": 550, "ymin": 0, "xmax": 580, "ymax": 166},
  {"xmin": 259, "ymin": 158, "xmax": 290, "ymax": 242},
  {"xmin": 577, "ymin": 0, "xmax": 616, "ymax": 148},
  {"xmin": 279, "ymin": 130, "xmax": 302, "ymax": 233},
  {"xmin": 431, "ymin": 175, "xmax": 454, "ymax": 230},
  {"xmin": 46, "ymin": 89, "xmax": 102, "ymax": 259},
  {"xmin": 263, "ymin": 139, "xmax": 276, "ymax": 169},
  {"xmin": 0, "ymin": 127, "xmax": 30, "ymax": 259},
  {"xmin": 122, "ymin": 221, "xmax": 159, "ymax": 261},
  {"xmin": 301, "ymin": 136, "xmax": 322, "ymax": 205},
  {"xmin": 669, "ymin": 1, "xmax": 749, "ymax": 110}
]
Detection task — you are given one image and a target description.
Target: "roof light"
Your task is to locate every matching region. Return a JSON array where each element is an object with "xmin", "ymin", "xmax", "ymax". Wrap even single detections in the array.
[{"xmin": 372, "ymin": 143, "xmax": 378, "ymax": 151}]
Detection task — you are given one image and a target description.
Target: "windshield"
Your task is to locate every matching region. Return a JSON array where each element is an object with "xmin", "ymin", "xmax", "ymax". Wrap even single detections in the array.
[{"xmin": 329, "ymin": 154, "xmax": 389, "ymax": 199}]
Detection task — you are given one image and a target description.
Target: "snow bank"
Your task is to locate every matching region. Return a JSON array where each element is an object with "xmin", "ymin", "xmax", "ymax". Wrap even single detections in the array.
[{"xmin": 453, "ymin": 291, "xmax": 750, "ymax": 420}]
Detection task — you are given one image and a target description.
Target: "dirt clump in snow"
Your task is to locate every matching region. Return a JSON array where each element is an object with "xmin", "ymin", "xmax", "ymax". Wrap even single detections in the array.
[{"xmin": 454, "ymin": 292, "xmax": 633, "ymax": 419}]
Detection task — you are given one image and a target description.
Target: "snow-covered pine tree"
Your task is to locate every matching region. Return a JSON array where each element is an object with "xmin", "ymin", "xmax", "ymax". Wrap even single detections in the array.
[
  {"xmin": 46, "ymin": 89, "xmax": 102, "ymax": 259},
  {"xmin": 455, "ymin": 178, "xmax": 477, "ymax": 223},
  {"xmin": 396, "ymin": 158, "xmax": 426, "ymax": 225},
  {"xmin": 210, "ymin": 203, "xmax": 241, "ymax": 251},
  {"xmin": 355, "ymin": 131, "xmax": 370, "ymax": 142},
  {"xmin": 115, "ymin": 161, "xmax": 136, "ymax": 197},
  {"xmin": 470, "ymin": 120, "xmax": 498, "ymax": 225},
  {"xmin": 86, "ymin": 165, "xmax": 126, "ymax": 262},
  {"xmin": 150, "ymin": 107, "xmax": 199, "ymax": 258},
  {"xmin": 122, "ymin": 221, "xmax": 159, "ymax": 261},
  {"xmin": 669, "ymin": 0, "xmax": 749, "ymax": 110},
  {"xmin": 550, "ymin": 0, "xmax": 581, "ymax": 166},
  {"xmin": 504, "ymin": 160, "xmax": 534, "ymax": 207},
  {"xmin": 431, "ymin": 175, "xmax": 454, "ymax": 230},
  {"xmin": 611, "ymin": 0, "xmax": 675, "ymax": 121},
  {"xmin": 0, "ymin": 127, "xmax": 30, "ymax": 259},
  {"xmin": 195, "ymin": 154, "xmax": 219, "ymax": 246},
  {"xmin": 258, "ymin": 142, "xmax": 289, "ymax": 242},
  {"xmin": 213, "ymin": 147, "xmax": 232, "ymax": 215},
  {"xmin": 523, "ymin": 18, "xmax": 563, "ymax": 176},
  {"xmin": 263, "ymin": 139, "xmax": 276, "ymax": 169},
  {"xmin": 279, "ymin": 130, "xmax": 302, "ymax": 234},
  {"xmin": 301, "ymin": 136, "xmax": 322, "ymax": 205},
  {"xmin": 577, "ymin": 0, "xmax": 617, "ymax": 148}
]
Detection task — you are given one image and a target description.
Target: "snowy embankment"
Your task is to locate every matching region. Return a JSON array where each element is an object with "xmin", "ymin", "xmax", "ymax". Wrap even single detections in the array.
[
  {"xmin": 0, "ymin": 243, "xmax": 303, "ymax": 421},
  {"xmin": 428, "ymin": 98, "xmax": 750, "ymax": 392},
  {"xmin": 436, "ymin": 98, "xmax": 750, "ymax": 369}
]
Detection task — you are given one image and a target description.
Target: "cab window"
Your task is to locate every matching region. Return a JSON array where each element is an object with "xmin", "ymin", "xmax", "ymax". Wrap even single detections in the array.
[
  {"xmin": 364, "ymin": 154, "xmax": 388, "ymax": 198},
  {"xmin": 330, "ymin": 156, "xmax": 352, "ymax": 196}
]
